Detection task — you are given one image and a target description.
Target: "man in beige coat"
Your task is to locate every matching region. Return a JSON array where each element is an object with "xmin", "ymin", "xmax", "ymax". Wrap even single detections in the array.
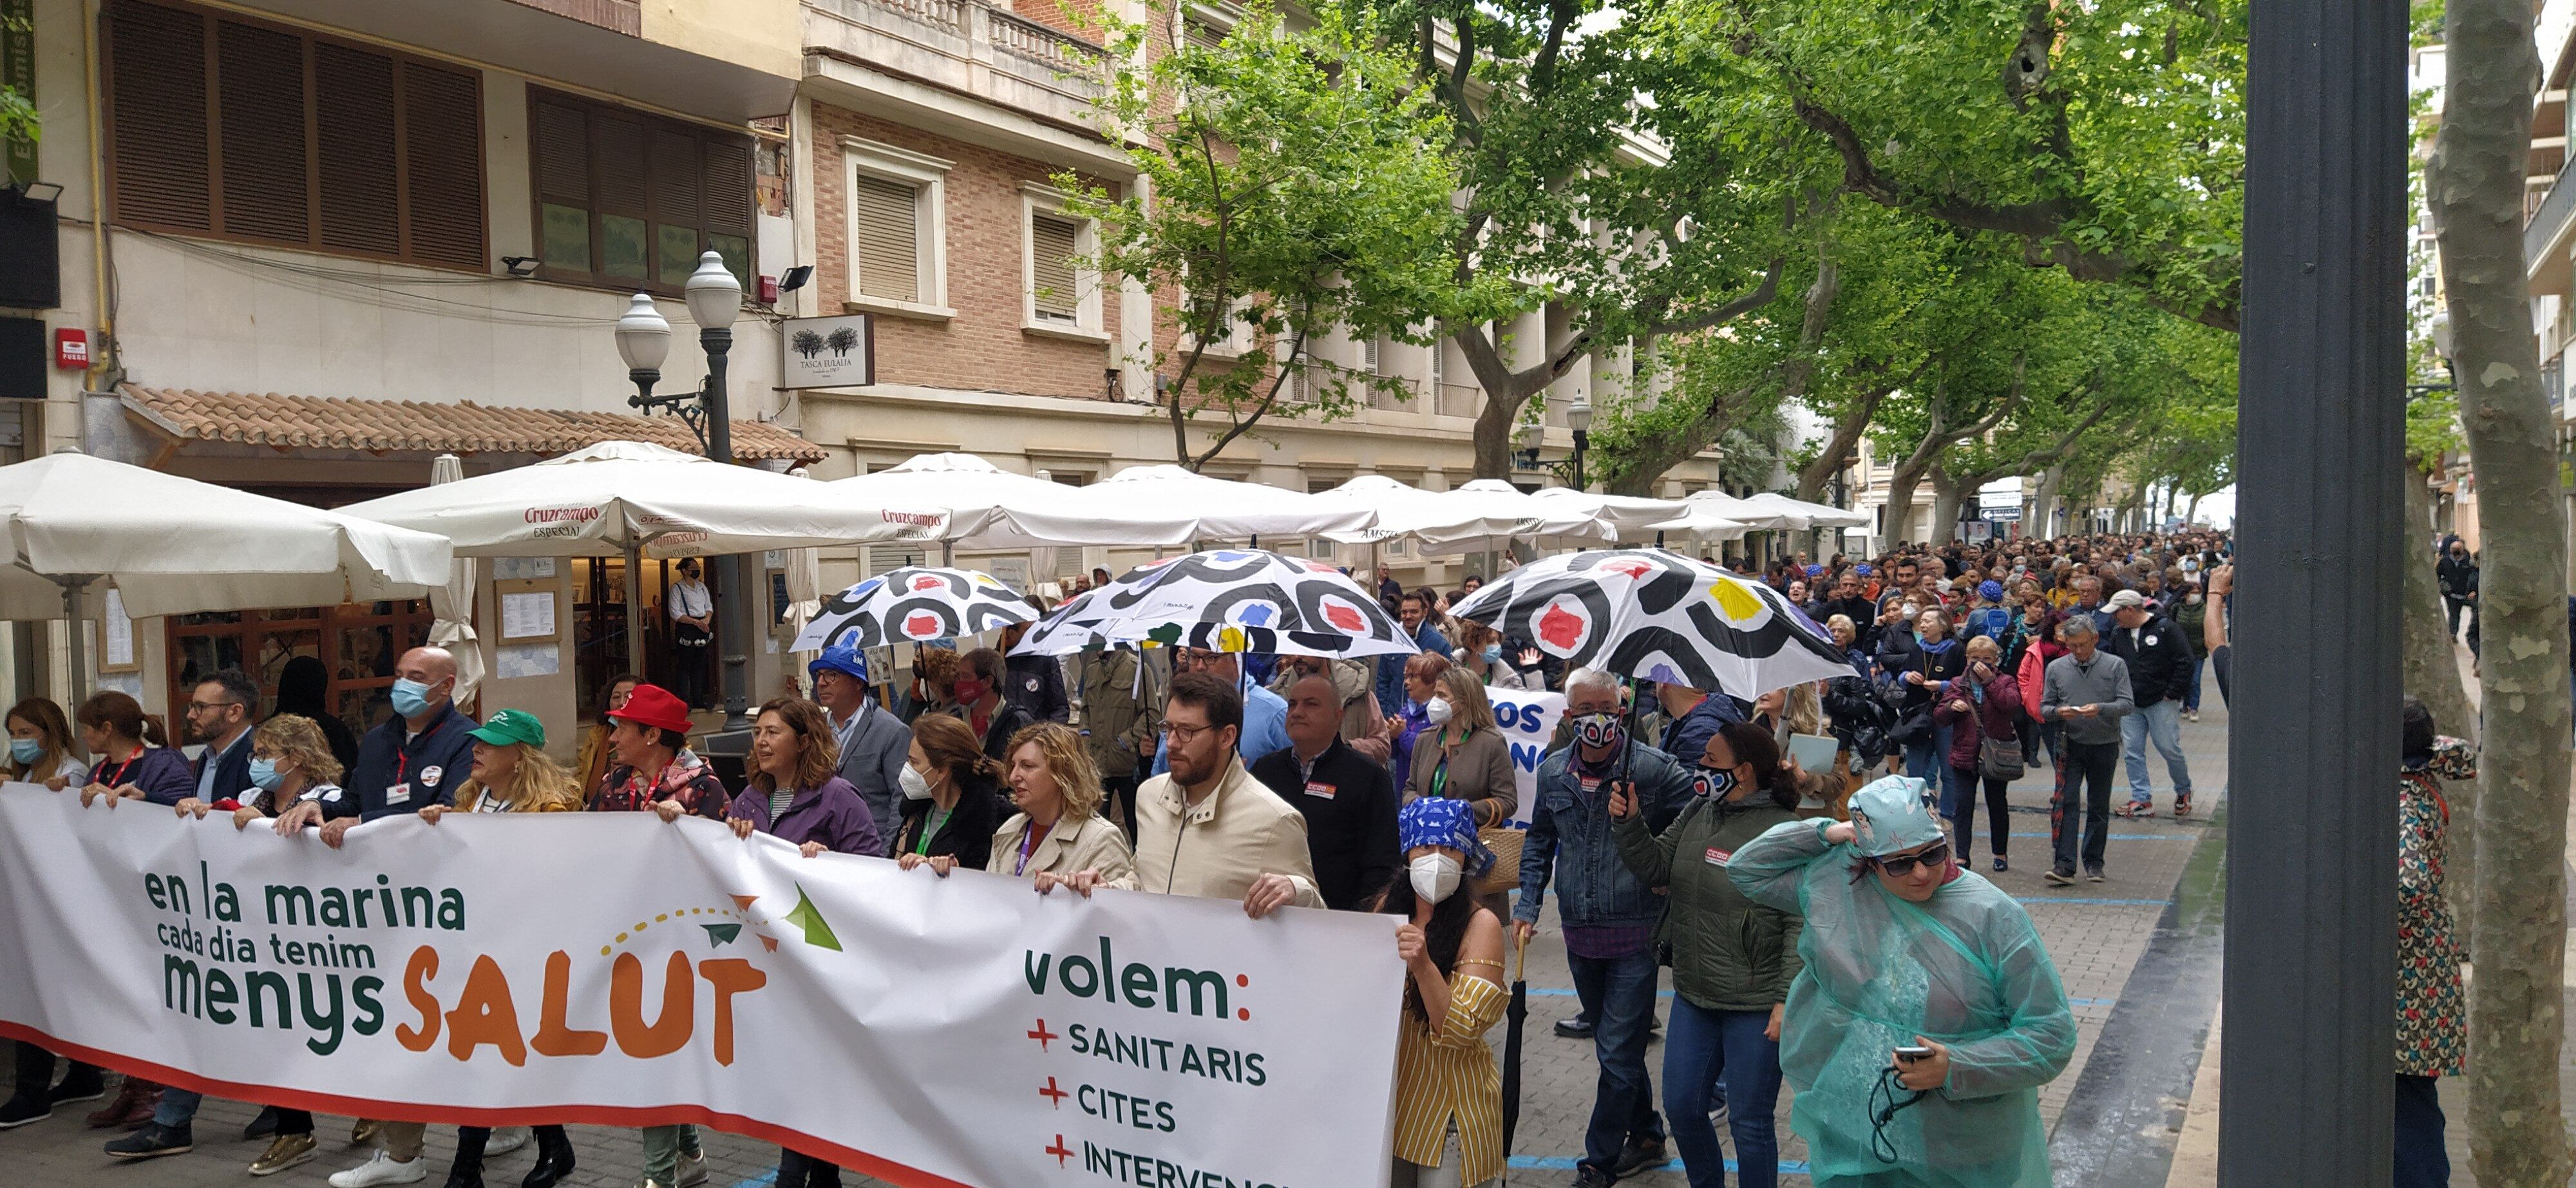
[{"xmin": 1115, "ymin": 670, "xmax": 1325, "ymax": 917}]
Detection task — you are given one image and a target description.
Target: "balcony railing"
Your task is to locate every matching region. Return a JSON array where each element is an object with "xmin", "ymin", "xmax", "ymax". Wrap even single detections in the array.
[
  {"xmin": 807, "ymin": 0, "xmax": 1105, "ymax": 125},
  {"xmin": 2528, "ymin": 153, "xmax": 2576, "ymax": 264}
]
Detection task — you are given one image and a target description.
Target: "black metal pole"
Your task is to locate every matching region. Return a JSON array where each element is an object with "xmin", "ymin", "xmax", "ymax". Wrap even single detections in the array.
[
  {"xmin": 701, "ymin": 327, "xmax": 752, "ymax": 733},
  {"xmin": 2224, "ymin": 0, "xmax": 2404, "ymax": 1183}
]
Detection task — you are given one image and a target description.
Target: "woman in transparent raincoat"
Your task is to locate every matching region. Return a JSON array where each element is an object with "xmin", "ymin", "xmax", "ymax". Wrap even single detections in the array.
[{"xmin": 1727, "ymin": 776, "xmax": 2075, "ymax": 1188}]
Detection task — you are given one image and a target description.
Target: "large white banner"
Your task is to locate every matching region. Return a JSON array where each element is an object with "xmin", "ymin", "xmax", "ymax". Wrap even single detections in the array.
[
  {"xmin": 0, "ymin": 786, "xmax": 1403, "ymax": 1187},
  {"xmin": 1486, "ymin": 688, "xmax": 1566, "ymax": 828}
]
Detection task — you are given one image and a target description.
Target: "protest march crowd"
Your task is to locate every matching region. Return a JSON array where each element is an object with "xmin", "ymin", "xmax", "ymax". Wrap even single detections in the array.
[{"xmin": 0, "ymin": 527, "xmax": 2472, "ymax": 1188}]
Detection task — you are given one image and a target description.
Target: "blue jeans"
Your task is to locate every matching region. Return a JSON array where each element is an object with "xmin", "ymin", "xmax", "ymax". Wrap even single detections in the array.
[
  {"xmin": 1566, "ymin": 947, "xmax": 1665, "ymax": 1171},
  {"xmin": 151, "ymin": 1087, "xmax": 200, "ymax": 1129},
  {"xmin": 2121, "ymin": 700, "xmax": 2192, "ymax": 805},
  {"xmin": 1902, "ymin": 720, "xmax": 1952, "ymax": 783},
  {"xmin": 1663, "ymin": 999, "xmax": 1783, "ymax": 1188},
  {"xmin": 2394, "ymin": 1074, "xmax": 2448, "ymax": 1188},
  {"xmin": 2182, "ymin": 655, "xmax": 2204, "ymax": 711}
]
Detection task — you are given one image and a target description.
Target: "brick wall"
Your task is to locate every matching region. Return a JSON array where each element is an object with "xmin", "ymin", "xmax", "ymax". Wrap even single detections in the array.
[{"xmin": 811, "ymin": 103, "xmax": 1122, "ymax": 401}]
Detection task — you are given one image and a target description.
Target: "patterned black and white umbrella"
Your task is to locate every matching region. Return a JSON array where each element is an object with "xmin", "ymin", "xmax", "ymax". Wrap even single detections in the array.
[
  {"xmin": 790, "ymin": 567, "xmax": 1037, "ymax": 651},
  {"xmin": 1451, "ymin": 549, "xmax": 1855, "ymax": 697},
  {"xmin": 1010, "ymin": 549, "xmax": 1415, "ymax": 658}
]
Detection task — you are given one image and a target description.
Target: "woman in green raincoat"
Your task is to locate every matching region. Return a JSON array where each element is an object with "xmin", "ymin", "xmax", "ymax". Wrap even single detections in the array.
[{"xmin": 1728, "ymin": 775, "xmax": 2075, "ymax": 1188}]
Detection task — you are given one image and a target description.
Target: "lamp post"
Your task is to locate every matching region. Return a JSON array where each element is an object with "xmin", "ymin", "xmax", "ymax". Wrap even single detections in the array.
[
  {"xmin": 1565, "ymin": 395, "xmax": 1593, "ymax": 490},
  {"xmin": 615, "ymin": 252, "xmax": 754, "ymax": 733}
]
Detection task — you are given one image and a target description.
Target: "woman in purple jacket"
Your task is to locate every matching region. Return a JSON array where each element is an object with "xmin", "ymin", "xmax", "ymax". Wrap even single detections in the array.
[
  {"xmin": 723, "ymin": 696, "xmax": 880, "ymax": 1188},
  {"xmin": 1931, "ymin": 635, "xmax": 2023, "ymax": 872},
  {"xmin": 73, "ymin": 691, "xmax": 193, "ymax": 807}
]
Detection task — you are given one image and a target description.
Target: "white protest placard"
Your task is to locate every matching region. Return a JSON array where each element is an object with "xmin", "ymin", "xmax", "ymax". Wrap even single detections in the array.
[
  {"xmin": 0, "ymin": 788, "xmax": 1403, "ymax": 1187},
  {"xmin": 1484, "ymin": 687, "xmax": 1566, "ymax": 827}
]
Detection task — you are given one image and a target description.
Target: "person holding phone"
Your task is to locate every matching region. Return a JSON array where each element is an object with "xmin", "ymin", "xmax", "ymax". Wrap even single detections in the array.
[{"xmin": 1727, "ymin": 777, "xmax": 2076, "ymax": 1188}]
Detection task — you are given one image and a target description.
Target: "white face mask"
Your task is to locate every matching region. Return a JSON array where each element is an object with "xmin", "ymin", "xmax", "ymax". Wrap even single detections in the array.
[
  {"xmin": 900, "ymin": 765, "xmax": 933, "ymax": 801},
  {"xmin": 1425, "ymin": 696, "xmax": 1455, "ymax": 727},
  {"xmin": 1409, "ymin": 853, "xmax": 1461, "ymax": 905}
]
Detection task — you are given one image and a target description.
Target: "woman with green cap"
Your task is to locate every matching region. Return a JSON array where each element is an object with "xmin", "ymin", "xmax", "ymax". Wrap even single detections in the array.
[{"xmin": 1727, "ymin": 775, "xmax": 2075, "ymax": 1188}]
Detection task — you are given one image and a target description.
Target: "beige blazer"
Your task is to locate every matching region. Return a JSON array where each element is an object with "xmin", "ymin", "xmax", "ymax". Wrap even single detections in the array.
[
  {"xmin": 1132, "ymin": 757, "xmax": 1323, "ymax": 908},
  {"xmin": 1405, "ymin": 725, "xmax": 1519, "ymax": 826},
  {"xmin": 989, "ymin": 810, "xmax": 1138, "ymax": 888}
]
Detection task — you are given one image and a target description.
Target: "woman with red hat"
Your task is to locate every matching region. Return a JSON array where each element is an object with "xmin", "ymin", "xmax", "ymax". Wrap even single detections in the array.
[
  {"xmin": 589, "ymin": 683, "xmax": 727, "ymax": 818},
  {"xmin": 586, "ymin": 682, "xmax": 728, "ymax": 1188}
]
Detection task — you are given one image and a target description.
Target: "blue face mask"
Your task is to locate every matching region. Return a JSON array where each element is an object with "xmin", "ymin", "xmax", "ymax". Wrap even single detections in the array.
[
  {"xmin": 247, "ymin": 757, "xmax": 283, "ymax": 791},
  {"xmin": 390, "ymin": 678, "xmax": 437, "ymax": 719},
  {"xmin": 8, "ymin": 738, "xmax": 41, "ymax": 765},
  {"xmin": 1481, "ymin": 643, "xmax": 1503, "ymax": 664}
]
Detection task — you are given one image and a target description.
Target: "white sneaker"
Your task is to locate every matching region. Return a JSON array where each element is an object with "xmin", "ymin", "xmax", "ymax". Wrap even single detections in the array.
[
  {"xmin": 330, "ymin": 1150, "xmax": 429, "ymax": 1188},
  {"xmin": 484, "ymin": 1127, "xmax": 529, "ymax": 1156},
  {"xmin": 675, "ymin": 1150, "xmax": 708, "ymax": 1188}
]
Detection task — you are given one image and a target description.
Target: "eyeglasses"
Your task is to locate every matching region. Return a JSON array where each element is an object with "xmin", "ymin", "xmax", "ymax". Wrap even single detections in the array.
[
  {"xmin": 1872, "ymin": 843, "xmax": 1950, "ymax": 877},
  {"xmin": 187, "ymin": 700, "xmax": 240, "ymax": 713},
  {"xmin": 1160, "ymin": 721, "xmax": 1220, "ymax": 745}
]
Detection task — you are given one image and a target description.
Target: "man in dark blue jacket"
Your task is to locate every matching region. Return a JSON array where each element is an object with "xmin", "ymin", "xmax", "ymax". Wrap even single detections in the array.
[
  {"xmin": 184, "ymin": 668, "xmax": 260, "ymax": 804},
  {"xmin": 2103, "ymin": 589, "xmax": 2195, "ymax": 818},
  {"xmin": 276, "ymin": 647, "xmax": 477, "ymax": 843},
  {"xmin": 1375, "ymin": 591, "xmax": 1452, "ymax": 716},
  {"xmin": 1517, "ymin": 668, "xmax": 1700, "ymax": 1187}
]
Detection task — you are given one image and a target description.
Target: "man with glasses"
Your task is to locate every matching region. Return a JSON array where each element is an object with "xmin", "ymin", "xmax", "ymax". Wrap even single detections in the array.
[
  {"xmin": 185, "ymin": 668, "xmax": 260, "ymax": 808},
  {"xmin": 1101, "ymin": 671, "xmax": 1321, "ymax": 915},
  {"xmin": 1148, "ymin": 647, "xmax": 1290, "ymax": 776}
]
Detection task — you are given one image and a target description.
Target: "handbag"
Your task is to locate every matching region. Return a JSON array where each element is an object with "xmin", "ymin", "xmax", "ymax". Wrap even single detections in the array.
[
  {"xmin": 1473, "ymin": 823, "xmax": 1526, "ymax": 897},
  {"xmin": 1979, "ymin": 732, "xmax": 2026, "ymax": 781}
]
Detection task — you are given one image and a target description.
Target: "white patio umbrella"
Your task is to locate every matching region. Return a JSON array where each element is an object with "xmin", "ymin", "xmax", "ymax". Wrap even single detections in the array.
[
  {"xmin": 1065, "ymin": 465, "xmax": 1376, "ymax": 544},
  {"xmin": 828, "ymin": 452, "xmax": 1198, "ymax": 551},
  {"xmin": 1316, "ymin": 476, "xmax": 1613, "ymax": 546},
  {"xmin": 1524, "ymin": 487, "xmax": 1690, "ymax": 541},
  {"xmin": 0, "ymin": 449, "xmax": 453, "ymax": 696},
  {"xmin": 425, "ymin": 454, "xmax": 486, "ymax": 708},
  {"xmin": 1741, "ymin": 491, "xmax": 1873, "ymax": 528},
  {"xmin": 340, "ymin": 440, "xmax": 950, "ymax": 676},
  {"xmin": 1640, "ymin": 503, "xmax": 1756, "ymax": 541},
  {"xmin": 1660, "ymin": 490, "xmax": 1801, "ymax": 532}
]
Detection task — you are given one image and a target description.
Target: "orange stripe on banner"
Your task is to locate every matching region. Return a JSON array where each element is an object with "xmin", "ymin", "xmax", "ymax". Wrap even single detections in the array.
[{"xmin": 0, "ymin": 1019, "xmax": 971, "ymax": 1188}]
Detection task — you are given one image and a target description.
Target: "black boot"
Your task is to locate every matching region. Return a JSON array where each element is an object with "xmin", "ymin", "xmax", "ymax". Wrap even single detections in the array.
[
  {"xmin": 242, "ymin": 1104, "xmax": 281, "ymax": 1140},
  {"xmin": 520, "ymin": 1125, "xmax": 576, "ymax": 1188},
  {"xmin": 444, "ymin": 1125, "xmax": 489, "ymax": 1188},
  {"xmin": 49, "ymin": 1062, "xmax": 105, "ymax": 1106}
]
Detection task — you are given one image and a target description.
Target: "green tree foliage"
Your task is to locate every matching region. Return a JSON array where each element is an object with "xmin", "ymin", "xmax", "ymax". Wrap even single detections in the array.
[
  {"xmin": 1714, "ymin": 0, "xmax": 2246, "ymax": 331},
  {"xmin": 1363, "ymin": 0, "xmax": 1819, "ymax": 478},
  {"xmin": 1059, "ymin": 3, "xmax": 1465, "ymax": 470}
]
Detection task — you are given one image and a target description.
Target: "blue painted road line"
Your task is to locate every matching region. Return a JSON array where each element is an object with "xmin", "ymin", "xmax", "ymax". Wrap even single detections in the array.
[
  {"xmin": 1525, "ymin": 987, "xmax": 1673, "ymax": 998},
  {"xmin": 2068, "ymin": 997, "xmax": 2117, "ymax": 1007},
  {"xmin": 1511, "ymin": 1154, "xmax": 1814, "ymax": 1175},
  {"xmin": 729, "ymin": 1173, "xmax": 780, "ymax": 1188},
  {"xmin": 2007, "ymin": 832, "xmax": 2188, "ymax": 839}
]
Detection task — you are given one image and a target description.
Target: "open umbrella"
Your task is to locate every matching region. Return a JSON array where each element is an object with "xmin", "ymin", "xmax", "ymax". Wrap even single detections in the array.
[
  {"xmin": 1011, "ymin": 549, "xmax": 1416, "ymax": 658},
  {"xmin": 1500, "ymin": 930, "xmax": 1531, "ymax": 1156},
  {"xmin": 1450, "ymin": 548, "xmax": 1855, "ymax": 699},
  {"xmin": 1741, "ymin": 490, "xmax": 1872, "ymax": 528},
  {"xmin": 1523, "ymin": 486, "xmax": 1690, "ymax": 542},
  {"xmin": 1064, "ymin": 465, "xmax": 1378, "ymax": 544},
  {"xmin": 791, "ymin": 567, "xmax": 1037, "ymax": 651},
  {"xmin": 828, "ymin": 452, "xmax": 1198, "ymax": 551},
  {"xmin": 0, "ymin": 448, "xmax": 453, "ymax": 698},
  {"xmin": 1314, "ymin": 476, "xmax": 1613, "ymax": 546}
]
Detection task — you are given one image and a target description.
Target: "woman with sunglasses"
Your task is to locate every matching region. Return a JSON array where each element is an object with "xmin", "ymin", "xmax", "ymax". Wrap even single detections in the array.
[{"xmin": 1727, "ymin": 776, "xmax": 2075, "ymax": 1188}]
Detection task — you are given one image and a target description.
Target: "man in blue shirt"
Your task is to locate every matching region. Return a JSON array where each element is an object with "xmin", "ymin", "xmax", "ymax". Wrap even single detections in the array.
[
  {"xmin": 1375, "ymin": 590, "xmax": 1453, "ymax": 714},
  {"xmin": 276, "ymin": 647, "xmax": 477, "ymax": 844},
  {"xmin": 1152, "ymin": 648, "xmax": 1289, "ymax": 774}
]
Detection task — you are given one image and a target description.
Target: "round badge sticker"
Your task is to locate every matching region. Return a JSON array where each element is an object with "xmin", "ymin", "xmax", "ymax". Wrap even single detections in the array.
[{"xmin": 420, "ymin": 765, "xmax": 444, "ymax": 787}]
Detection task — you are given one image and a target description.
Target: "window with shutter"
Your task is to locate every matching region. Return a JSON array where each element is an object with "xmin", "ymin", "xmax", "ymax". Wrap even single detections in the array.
[
  {"xmin": 526, "ymin": 86, "xmax": 755, "ymax": 294},
  {"xmin": 1361, "ymin": 332, "xmax": 1381, "ymax": 376},
  {"xmin": 1030, "ymin": 214, "xmax": 1079, "ymax": 323},
  {"xmin": 106, "ymin": 1, "xmax": 210, "ymax": 232},
  {"xmin": 104, "ymin": 1, "xmax": 483, "ymax": 271},
  {"xmin": 849, "ymin": 173, "xmax": 921, "ymax": 303}
]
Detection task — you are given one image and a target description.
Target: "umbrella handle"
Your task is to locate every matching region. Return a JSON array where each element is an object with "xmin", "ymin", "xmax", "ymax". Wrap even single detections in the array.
[{"xmin": 1513, "ymin": 926, "xmax": 1528, "ymax": 983}]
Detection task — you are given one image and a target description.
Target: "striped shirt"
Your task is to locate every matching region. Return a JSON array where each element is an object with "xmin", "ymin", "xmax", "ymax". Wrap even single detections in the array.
[{"xmin": 1392, "ymin": 972, "xmax": 1508, "ymax": 1185}]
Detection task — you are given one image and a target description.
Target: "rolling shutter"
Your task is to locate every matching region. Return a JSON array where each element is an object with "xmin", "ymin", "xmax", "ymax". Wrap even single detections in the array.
[
  {"xmin": 849, "ymin": 173, "xmax": 920, "ymax": 303},
  {"xmin": 315, "ymin": 43, "xmax": 399, "ymax": 256},
  {"xmin": 1030, "ymin": 213, "xmax": 1079, "ymax": 321},
  {"xmin": 107, "ymin": 1, "xmax": 212, "ymax": 231},
  {"xmin": 213, "ymin": 19, "xmax": 310, "ymax": 244},
  {"xmin": 399, "ymin": 62, "xmax": 486, "ymax": 269}
]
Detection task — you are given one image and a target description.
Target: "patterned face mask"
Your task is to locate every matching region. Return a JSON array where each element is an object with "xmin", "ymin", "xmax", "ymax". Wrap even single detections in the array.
[{"xmin": 1573, "ymin": 711, "xmax": 1624, "ymax": 749}]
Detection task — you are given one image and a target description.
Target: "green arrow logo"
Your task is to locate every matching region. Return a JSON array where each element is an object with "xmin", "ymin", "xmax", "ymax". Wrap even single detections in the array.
[{"xmin": 781, "ymin": 884, "xmax": 842, "ymax": 952}]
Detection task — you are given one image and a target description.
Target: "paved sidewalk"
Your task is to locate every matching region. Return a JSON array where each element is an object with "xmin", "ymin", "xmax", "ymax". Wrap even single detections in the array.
[{"xmin": 1, "ymin": 702, "xmax": 2231, "ymax": 1188}]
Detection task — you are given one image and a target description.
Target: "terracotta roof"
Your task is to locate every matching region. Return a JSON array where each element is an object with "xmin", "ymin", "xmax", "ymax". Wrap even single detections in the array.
[{"xmin": 121, "ymin": 386, "xmax": 825, "ymax": 464}]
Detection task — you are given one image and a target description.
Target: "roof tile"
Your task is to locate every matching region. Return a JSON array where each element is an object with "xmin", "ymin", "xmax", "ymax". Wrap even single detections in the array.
[{"xmin": 121, "ymin": 385, "xmax": 824, "ymax": 463}]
